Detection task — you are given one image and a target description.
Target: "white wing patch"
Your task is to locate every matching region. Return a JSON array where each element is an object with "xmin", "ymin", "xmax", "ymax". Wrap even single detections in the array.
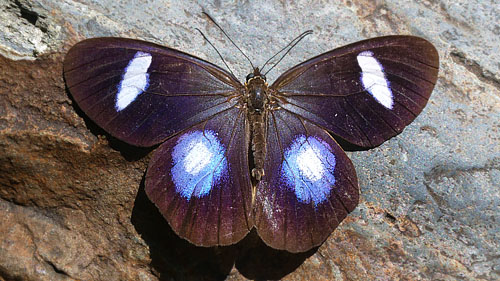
[
  {"xmin": 281, "ymin": 135, "xmax": 336, "ymax": 206},
  {"xmin": 356, "ymin": 51, "xmax": 394, "ymax": 109},
  {"xmin": 297, "ymin": 145, "xmax": 324, "ymax": 182},
  {"xmin": 115, "ymin": 51, "xmax": 152, "ymax": 111},
  {"xmin": 183, "ymin": 139, "xmax": 213, "ymax": 175},
  {"xmin": 171, "ymin": 130, "xmax": 227, "ymax": 199}
]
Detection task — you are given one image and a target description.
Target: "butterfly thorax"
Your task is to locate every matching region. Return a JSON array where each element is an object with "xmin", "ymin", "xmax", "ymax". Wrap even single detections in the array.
[
  {"xmin": 246, "ymin": 68, "xmax": 268, "ymax": 112},
  {"xmin": 245, "ymin": 68, "xmax": 268, "ymax": 182}
]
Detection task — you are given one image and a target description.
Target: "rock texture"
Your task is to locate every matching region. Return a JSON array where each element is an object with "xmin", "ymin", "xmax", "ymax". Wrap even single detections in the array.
[{"xmin": 0, "ymin": 0, "xmax": 498, "ymax": 280}]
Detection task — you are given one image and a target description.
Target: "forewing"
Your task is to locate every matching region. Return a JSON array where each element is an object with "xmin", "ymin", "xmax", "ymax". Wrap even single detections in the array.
[
  {"xmin": 271, "ymin": 36, "xmax": 439, "ymax": 147},
  {"xmin": 64, "ymin": 37, "xmax": 243, "ymax": 147},
  {"xmin": 254, "ymin": 109, "xmax": 359, "ymax": 253},
  {"xmin": 145, "ymin": 106, "xmax": 253, "ymax": 246}
]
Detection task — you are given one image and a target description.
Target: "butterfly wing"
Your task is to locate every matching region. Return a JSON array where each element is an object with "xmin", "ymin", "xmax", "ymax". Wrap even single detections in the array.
[
  {"xmin": 64, "ymin": 37, "xmax": 243, "ymax": 147},
  {"xmin": 65, "ymin": 38, "xmax": 253, "ymax": 245},
  {"xmin": 254, "ymin": 36, "xmax": 438, "ymax": 252},
  {"xmin": 145, "ymin": 106, "xmax": 253, "ymax": 246},
  {"xmin": 271, "ymin": 36, "xmax": 439, "ymax": 147},
  {"xmin": 254, "ymin": 109, "xmax": 359, "ymax": 253}
]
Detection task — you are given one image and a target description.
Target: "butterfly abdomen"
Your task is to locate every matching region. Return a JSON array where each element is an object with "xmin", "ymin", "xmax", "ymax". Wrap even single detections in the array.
[
  {"xmin": 249, "ymin": 111, "xmax": 266, "ymax": 181},
  {"xmin": 246, "ymin": 74, "xmax": 268, "ymax": 181}
]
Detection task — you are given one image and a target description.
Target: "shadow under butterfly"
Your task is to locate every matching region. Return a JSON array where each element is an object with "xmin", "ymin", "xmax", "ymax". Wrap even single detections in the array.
[{"xmin": 63, "ymin": 26, "xmax": 439, "ymax": 254}]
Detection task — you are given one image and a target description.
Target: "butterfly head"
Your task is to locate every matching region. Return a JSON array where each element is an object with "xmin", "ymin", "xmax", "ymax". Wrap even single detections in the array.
[{"xmin": 246, "ymin": 67, "xmax": 267, "ymax": 82}]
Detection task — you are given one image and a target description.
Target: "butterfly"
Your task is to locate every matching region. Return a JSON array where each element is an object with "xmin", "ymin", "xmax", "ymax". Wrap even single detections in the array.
[{"xmin": 63, "ymin": 33, "xmax": 439, "ymax": 253}]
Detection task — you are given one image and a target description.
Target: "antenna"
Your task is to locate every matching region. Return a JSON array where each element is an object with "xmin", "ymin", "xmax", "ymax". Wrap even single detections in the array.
[
  {"xmin": 262, "ymin": 30, "xmax": 313, "ymax": 76},
  {"xmin": 195, "ymin": 28, "xmax": 237, "ymax": 78},
  {"xmin": 202, "ymin": 11, "xmax": 255, "ymax": 69},
  {"xmin": 260, "ymin": 30, "xmax": 312, "ymax": 73}
]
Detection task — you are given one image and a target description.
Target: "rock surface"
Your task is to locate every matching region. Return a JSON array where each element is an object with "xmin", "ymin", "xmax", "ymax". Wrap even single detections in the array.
[{"xmin": 0, "ymin": 0, "xmax": 498, "ymax": 280}]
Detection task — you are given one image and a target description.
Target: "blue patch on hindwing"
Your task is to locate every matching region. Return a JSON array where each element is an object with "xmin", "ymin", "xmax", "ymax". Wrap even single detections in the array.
[
  {"xmin": 281, "ymin": 135, "xmax": 336, "ymax": 206},
  {"xmin": 171, "ymin": 130, "xmax": 227, "ymax": 199}
]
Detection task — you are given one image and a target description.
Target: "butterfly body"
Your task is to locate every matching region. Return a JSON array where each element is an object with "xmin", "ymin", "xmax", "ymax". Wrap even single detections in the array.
[
  {"xmin": 64, "ymin": 35, "xmax": 438, "ymax": 253},
  {"xmin": 244, "ymin": 68, "xmax": 271, "ymax": 182}
]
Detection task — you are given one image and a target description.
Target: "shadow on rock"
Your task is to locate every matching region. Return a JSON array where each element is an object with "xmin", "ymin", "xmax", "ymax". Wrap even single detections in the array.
[
  {"xmin": 131, "ymin": 178, "xmax": 236, "ymax": 281},
  {"xmin": 235, "ymin": 230, "xmax": 317, "ymax": 280},
  {"xmin": 132, "ymin": 176, "xmax": 317, "ymax": 280}
]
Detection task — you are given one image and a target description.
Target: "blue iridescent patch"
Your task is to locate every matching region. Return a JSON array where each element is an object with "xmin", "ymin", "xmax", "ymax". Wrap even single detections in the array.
[
  {"xmin": 281, "ymin": 135, "xmax": 336, "ymax": 206},
  {"xmin": 171, "ymin": 130, "xmax": 227, "ymax": 199}
]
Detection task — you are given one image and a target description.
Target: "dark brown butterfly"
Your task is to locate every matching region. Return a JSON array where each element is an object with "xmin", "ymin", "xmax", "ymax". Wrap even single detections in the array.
[{"xmin": 63, "ymin": 33, "xmax": 438, "ymax": 253}]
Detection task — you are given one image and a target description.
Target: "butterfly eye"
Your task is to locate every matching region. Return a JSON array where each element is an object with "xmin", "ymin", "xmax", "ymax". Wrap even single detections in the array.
[
  {"xmin": 246, "ymin": 73, "xmax": 255, "ymax": 81},
  {"xmin": 260, "ymin": 74, "xmax": 267, "ymax": 81}
]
